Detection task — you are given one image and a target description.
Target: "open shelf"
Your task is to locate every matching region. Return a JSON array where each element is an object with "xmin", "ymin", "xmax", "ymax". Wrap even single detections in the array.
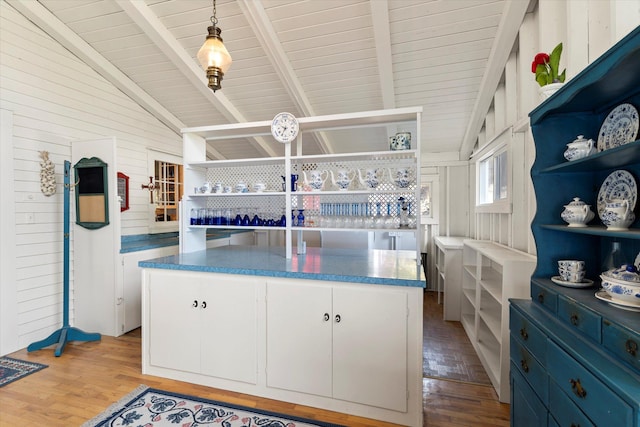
[{"xmin": 461, "ymin": 240, "xmax": 535, "ymax": 403}]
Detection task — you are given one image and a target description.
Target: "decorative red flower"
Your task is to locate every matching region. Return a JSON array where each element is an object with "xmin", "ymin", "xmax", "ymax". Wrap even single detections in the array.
[{"xmin": 531, "ymin": 53, "xmax": 550, "ymax": 73}]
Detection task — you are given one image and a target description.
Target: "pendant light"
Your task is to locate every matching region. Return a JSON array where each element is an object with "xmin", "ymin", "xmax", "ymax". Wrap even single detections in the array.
[{"xmin": 197, "ymin": 0, "xmax": 232, "ymax": 92}]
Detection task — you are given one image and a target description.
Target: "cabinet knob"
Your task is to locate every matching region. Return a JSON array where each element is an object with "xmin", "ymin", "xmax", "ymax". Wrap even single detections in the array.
[
  {"xmin": 570, "ymin": 313, "xmax": 579, "ymax": 326},
  {"xmin": 537, "ymin": 293, "xmax": 544, "ymax": 303},
  {"xmin": 335, "ymin": 314, "xmax": 341, "ymax": 323},
  {"xmin": 520, "ymin": 359, "xmax": 529, "ymax": 373},
  {"xmin": 324, "ymin": 313, "xmax": 330, "ymax": 322},
  {"xmin": 193, "ymin": 300, "xmax": 198, "ymax": 308},
  {"xmin": 570, "ymin": 424, "xmax": 581, "ymax": 427},
  {"xmin": 626, "ymin": 339, "xmax": 638, "ymax": 356},
  {"xmin": 570, "ymin": 378, "xmax": 587, "ymax": 399},
  {"xmin": 519, "ymin": 328, "xmax": 528, "ymax": 340},
  {"xmin": 201, "ymin": 301, "xmax": 207, "ymax": 309}
]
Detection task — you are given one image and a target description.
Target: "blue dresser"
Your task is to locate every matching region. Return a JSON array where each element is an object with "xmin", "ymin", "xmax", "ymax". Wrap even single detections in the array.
[{"xmin": 510, "ymin": 26, "xmax": 640, "ymax": 426}]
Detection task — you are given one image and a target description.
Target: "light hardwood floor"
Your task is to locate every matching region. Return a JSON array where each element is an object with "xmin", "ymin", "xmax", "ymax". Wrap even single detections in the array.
[{"xmin": 1, "ymin": 293, "xmax": 510, "ymax": 427}]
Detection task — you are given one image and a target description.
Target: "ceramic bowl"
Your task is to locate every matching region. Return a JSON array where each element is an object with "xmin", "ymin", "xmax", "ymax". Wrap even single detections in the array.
[
  {"xmin": 601, "ymin": 266, "xmax": 640, "ymax": 283},
  {"xmin": 600, "ymin": 274, "xmax": 640, "ymax": 305}
]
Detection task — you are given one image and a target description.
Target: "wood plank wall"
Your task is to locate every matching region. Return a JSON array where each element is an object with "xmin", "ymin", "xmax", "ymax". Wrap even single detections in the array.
[
  {"xmin": 0, "ymin": 1, "xmax": 182, "ymax": 354},
  {"xmin": 431, "ymin": 0, "xmax": 639, "ymax": 258}
]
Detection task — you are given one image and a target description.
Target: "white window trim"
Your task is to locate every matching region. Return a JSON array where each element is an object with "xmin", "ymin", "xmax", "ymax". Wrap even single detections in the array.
[
  {"xmin": 147, "ymin": 150, "xmax": 182, "ymax": 234},
  {"xmin": 473, "ymin": 127, "xmax": 513, "ymax": 214}
]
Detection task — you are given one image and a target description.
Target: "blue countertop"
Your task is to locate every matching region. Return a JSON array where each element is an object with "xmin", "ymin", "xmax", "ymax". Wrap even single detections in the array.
[
  {"xmin": 139, "ymin": 246, "xmax": 426, "ymax": 288},
  {"xmin": 120, "ymin": 230, "xmax": 249, "ymax": 253}
]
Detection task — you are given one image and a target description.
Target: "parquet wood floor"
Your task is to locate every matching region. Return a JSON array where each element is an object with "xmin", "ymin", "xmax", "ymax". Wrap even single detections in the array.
[
  {"xmin": 423, "ymin": 292, "xmax": 492, "ymax": 385},
  {"xmin": 0, "ymin": 291, "xmax": 509, "ymax": 427}
]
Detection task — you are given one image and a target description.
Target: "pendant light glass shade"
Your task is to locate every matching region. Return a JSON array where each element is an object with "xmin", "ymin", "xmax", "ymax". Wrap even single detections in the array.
[{"xmin": 197, "ymin": 9, "xmax": 232, "ymax": 92}]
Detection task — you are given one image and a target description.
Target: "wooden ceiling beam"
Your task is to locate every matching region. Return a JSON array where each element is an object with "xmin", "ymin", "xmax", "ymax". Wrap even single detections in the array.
[
  {"xmin": 116, "ymin": 0, "xmax": 277, "ymax": 159},
  {"xmin": 459, "ymin": 0, "xmax": 530, "ymax": 160},
  {"xmin": 237, "ymin": 0, "xmax": 333, "ymax": 154}
]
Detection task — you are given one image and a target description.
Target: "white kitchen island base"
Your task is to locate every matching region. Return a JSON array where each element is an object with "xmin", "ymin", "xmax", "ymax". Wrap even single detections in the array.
[{"xmin": 140, "ymin": 246, "xmax": 424, "ymax": 426}]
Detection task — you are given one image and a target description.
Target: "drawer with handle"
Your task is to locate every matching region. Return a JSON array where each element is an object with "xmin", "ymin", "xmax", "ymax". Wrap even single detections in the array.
[
  {"xmin": 510, "ymin": 304, "xmax": 547, "ymax": 363},
  {"xmin": 510, "ymin": 336, "xmax": 548, "ymax": 404},
  {"xmin": 549, "ymin": 379, "xmax": 595, "ymax": 427},
  {"xmin": 603, "ymin": 319, "xmax": 640, "ymax": 373},
  {"xmin": 547, "ymin": 340, "xmax": 632, "ymax": 427},
  {"xmin": 531, "ymin": 280, "xmax": 558, "ymax": 314},
  {"xmin": 557, "ymin": 295, "xmax": 601, "ymax": 343}
]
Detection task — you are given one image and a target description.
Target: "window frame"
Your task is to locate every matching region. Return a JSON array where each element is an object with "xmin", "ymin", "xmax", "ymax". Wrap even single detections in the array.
[
  {"xmin": 474, "ymin": 130, "xmax": 512, "ymax": 214},
  {"xmin": 147, "ymin": 150, "xmax": 183, "ymax": 233}
]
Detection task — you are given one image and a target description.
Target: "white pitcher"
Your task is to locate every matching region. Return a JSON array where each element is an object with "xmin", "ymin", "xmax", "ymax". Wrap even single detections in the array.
[
  {"xmin": 387, "ymin": 167, "xmax": 413, "ymax": 188},
  {"xmin": 602, "ymin": 199, "xmax": 635, "ymax": 230},
  {"xmin": 330, "ymin": 169, "xmax": 355, "ymax": 191},
  {"xmin": 357, "ymin": 168, "xmax": 382, "ymax": 189},
  {"xmin": 302, "ymin": 170, "xmax": 328, "ymax": 191}
]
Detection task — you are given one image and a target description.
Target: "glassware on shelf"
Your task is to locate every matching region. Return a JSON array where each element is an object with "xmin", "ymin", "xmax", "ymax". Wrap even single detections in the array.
[
  {"xmin": 374, "ymin": 202, "xmax": 385, "ymax": 229},
  {"xmin": 602, "ymin": 241, "xmax": 626, "ymax": 271},
  {"xmin": 364, "ymin": 203, "xmax": 375, "ymax": 228},
  {"xmin": 384, "ymin": 202, "xmax": 396, "ymax": 228}
]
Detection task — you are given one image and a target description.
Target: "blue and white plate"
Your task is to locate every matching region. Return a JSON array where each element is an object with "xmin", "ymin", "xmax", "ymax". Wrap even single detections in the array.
[
  {"xmin": 597, "ymin": 103, "xmax": 639, "ymax": 152},
  {"xmin": 596, "ymin": 169, "xmax": 637, "ymax": 218},
  {"xmin": 595, "ymin": 289, "xmax": 640, "ymax": 312}
]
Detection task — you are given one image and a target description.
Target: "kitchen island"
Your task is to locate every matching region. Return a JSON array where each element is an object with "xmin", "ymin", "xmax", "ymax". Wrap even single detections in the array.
[{"xmin": 139, "ymin": 245, "xmax": 424, "ymax": 426}]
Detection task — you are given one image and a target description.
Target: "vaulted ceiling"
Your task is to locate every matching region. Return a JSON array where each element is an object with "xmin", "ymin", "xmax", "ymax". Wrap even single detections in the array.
[{"xmin": 8, "ymin": 0, "xmax": 529, "ymax": 160}]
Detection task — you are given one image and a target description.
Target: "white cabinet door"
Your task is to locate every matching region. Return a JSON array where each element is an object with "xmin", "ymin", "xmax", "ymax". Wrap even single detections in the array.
[
  {"xmin": 148, "ymin": 271, "xmax": 200, "ymax": 372},
  {"xmin": 333, "ymin": 287, "xmax": 408, "ymax": 411},
  {"xmin": 266, "ymin": 280, "xmax": 332, "ymax": 396},
  {"xmin": 200, "ymin": 275, "xmax": 257, "ymax": 384}
]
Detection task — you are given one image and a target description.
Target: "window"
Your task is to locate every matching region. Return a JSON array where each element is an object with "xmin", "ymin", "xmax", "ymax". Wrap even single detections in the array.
[
  {"xmin": 153, "ymin": 160, "xmax": 183, "ymax": 223},
  {"xmin": 147, "ymin": 151, "xmax": 183, "ymax": 232},
  {"xmin": 475, "ymin": 144, "xmax": 510, "ymax": 213}
]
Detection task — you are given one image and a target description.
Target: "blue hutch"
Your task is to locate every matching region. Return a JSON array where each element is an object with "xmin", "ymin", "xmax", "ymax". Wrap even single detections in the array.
[{"xmin": 510, "ymin": 26, "xmax": 640, "ymax": 426}]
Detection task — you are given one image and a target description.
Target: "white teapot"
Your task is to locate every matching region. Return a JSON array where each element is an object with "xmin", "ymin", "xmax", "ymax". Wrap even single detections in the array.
[
  {"xmin": 302, "ymin": 170, "xmax": 328, "ymax": 191},
  {"xmin": 330, "ymin": 169, "xmax": 355, "ymax": 191},
  {"xmin": 387, "ymin": 167, "xmax": 414, "ymax": 189},
  {"xmin": 357, "ymin": 168, "xmax": 382, "ymax": 189},
  {"xmin": 564, "ymin": 135, "xmax": 596, "ymax": 161},
  {"xmin": 561, "ymin": 197, "xmax": 595, "ymax": 227}
]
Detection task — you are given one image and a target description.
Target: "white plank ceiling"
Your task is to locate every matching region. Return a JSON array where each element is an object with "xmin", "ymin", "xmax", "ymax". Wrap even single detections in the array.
[{"xmin": 9, "ymin": 0, "xmax": 523, "ymax": 160}]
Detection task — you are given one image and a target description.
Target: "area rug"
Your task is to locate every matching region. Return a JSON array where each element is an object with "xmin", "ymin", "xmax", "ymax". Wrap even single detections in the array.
[
  {"xmin": 82, "ymin": 385, "xmax": 345, "ymax": 427},
  {"xmin": 0, "ymin": 356, "xmax": 48, "ymax": 387}
]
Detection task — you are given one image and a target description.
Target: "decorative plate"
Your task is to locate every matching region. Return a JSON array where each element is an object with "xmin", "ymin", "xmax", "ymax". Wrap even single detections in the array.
[
  {"xmin": 551, "ymin": 276, "xmax": 594, "ymax": 288},
  {"xmin": 597, "ymin": 103, "xmax": 639, "ymax": 152},
  {"xmin": 596, "ymin": 169, "xmax": 637, "ymax": 218},
  {"xmin": 595, "ymin": 289, "xmax": 640, "ymax": 312}
]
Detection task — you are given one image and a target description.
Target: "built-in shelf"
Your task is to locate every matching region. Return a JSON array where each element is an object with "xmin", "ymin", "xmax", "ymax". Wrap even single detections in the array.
[
  {"xmin": 461, "ymin": 240, "xmax": 536, "ymax": 403},
  {"xmin": 181, "ymin": 107, "xmax": 423, "ymax": 260}
]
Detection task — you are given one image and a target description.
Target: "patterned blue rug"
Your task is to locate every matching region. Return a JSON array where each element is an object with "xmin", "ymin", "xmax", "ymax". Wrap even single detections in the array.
[
  {"xmin": 0, "ymin": 356, "xmax": 48, "ymax": 387},
  {"xmin": 82, "ymin": 385, "xmax": 345, "ymax": 427}
]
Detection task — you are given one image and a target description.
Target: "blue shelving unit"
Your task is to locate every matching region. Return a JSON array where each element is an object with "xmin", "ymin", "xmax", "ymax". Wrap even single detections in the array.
[{"xmin": 510, "ymin": 27, "xmax": 640, "ymax": 426}]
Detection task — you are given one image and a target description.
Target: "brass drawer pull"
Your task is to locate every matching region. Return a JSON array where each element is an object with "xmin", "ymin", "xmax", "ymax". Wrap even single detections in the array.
[
  {"xmin": 570, "ymin": 313, "xmax": 579, "ymax": 326},
  {"xmin": 570, "ymin": 378, "xmax": 587, "ymax": 398},
  {"xmin": 626, "ymin": 339, "xmax": 638, "ymax": 356},
  {"xmin": 520, "ymin": 359, "xmax": 529, "ymax": 373},
  {"xmin": 519, "ymin": 328, "xmax": 528, "ymax": 340}
]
